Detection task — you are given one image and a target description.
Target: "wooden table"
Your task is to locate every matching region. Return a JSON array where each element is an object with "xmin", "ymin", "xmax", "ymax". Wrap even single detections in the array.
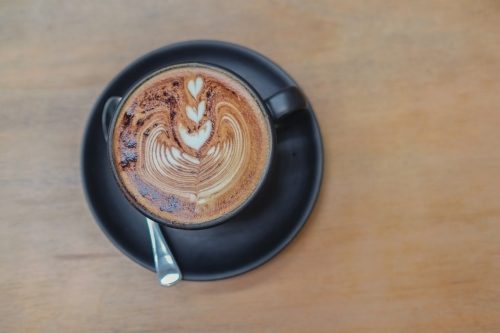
[{"xmin": 1, "ymin": 1, "xmax": 499, "ymax": 332}]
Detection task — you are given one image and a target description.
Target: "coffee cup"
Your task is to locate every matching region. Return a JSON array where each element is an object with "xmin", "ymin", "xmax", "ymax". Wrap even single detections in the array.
[{"xmin": 102, "ymin": 62, "xmax": 306, "ymax": 230}]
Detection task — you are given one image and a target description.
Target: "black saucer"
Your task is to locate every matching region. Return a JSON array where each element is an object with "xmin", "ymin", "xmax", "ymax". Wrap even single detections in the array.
[{"xmin": 81, "ymin": 41, "xmax": 323, "ymax": 281}]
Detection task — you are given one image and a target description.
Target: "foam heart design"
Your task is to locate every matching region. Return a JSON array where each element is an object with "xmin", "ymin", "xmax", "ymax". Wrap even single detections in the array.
[
  {"xmin": 187, "ymin": 77, "xmax": 203, "ymax": 99},
  {"xmin": 186, "ymin": 101, "xmax": 206, "ymax": 124},
  {"xmin": 178, "ymin": 120, "xmax": 212, "ymax": 150}
]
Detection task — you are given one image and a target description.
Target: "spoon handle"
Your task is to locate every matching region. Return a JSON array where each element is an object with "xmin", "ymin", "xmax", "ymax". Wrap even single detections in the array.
[{"xmin": 146, "ymin": 218, "xmax": 182, "ymax": 287}]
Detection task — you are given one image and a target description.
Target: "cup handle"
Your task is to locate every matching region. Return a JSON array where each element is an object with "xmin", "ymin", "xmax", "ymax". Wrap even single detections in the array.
[
  {"xmin": 102, "ymin": 96, "xmax": 122, "ymax": 142},
  {"xmin": 264, "ymin": 86, "xmax": 307, "ymax": 122}
]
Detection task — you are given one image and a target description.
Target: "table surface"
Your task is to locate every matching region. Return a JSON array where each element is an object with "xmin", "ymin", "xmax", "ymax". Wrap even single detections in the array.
[{"xmin": 1, "ymin": 1, "xmax": 500, "ymax": 332}]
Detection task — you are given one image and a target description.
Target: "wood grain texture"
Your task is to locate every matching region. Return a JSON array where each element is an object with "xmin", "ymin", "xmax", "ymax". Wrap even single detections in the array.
[{"xmin": 1, "ymin": 0, "xmax": 500, "ymax": 332}]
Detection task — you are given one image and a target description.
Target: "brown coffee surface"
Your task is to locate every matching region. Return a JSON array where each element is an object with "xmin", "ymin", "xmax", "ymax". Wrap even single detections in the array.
[{"xmin": 111, "ymin": 65, "xmax": 271, "ymax": 225}]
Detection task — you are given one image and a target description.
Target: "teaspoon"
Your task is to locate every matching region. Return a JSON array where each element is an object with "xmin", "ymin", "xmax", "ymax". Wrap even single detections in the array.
[{"xmin": 146, "ymin": 218, "xmax": 182, "ymax": 287}]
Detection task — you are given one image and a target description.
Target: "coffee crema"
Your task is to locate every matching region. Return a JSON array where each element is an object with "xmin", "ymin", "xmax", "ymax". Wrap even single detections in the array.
[{"xmin": 111, "ymin": 65, "xmax": 272, "ymax": 225}]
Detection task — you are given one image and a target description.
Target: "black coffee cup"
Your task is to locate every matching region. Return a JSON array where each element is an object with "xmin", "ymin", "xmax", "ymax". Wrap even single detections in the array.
[{"xmin": 102, "ymin": 62, "xmax": 306, "ymax": 230}]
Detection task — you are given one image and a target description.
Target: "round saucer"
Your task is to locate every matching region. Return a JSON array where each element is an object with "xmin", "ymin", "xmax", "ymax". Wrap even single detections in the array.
[{"xmin": 81, "ymin": 40, "xmax": 323, "ymax": 281}]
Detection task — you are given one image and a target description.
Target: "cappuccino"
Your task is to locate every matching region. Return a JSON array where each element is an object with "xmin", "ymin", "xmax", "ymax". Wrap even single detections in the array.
[{"xmin": 111, "ymin": 64, "xmax": 272, "ymax": 225}]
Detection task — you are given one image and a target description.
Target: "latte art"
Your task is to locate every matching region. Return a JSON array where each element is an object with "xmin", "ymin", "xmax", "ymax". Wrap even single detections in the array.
[
  {"xmin": 111, "ymin": 65, "xmax": 271, "ymax": 224},
  {"xmin": 141, "ymin": 91, "xmax": 249, "ymax": 204}
]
